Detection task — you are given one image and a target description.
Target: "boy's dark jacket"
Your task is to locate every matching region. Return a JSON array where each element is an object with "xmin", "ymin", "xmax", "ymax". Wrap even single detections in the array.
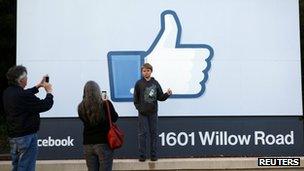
[{"xmin": 133, "ymin": 77, "xmax": 169, "ymax": 114}]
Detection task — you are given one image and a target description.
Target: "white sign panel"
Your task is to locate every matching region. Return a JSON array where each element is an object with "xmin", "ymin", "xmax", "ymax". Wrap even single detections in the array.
[{"xmin": 17, "ymin": 0, "xmax": 302, "ymax": 117}]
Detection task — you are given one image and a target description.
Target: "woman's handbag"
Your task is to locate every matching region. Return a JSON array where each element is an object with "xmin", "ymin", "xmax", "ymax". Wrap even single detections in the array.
[{"xmin": 104, "ymin": 100, "xmax": 124, "ymax": 150}]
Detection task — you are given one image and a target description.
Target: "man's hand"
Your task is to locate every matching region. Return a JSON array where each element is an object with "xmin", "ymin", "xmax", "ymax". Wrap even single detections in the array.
[
  {"xmin": 35, "ymin": 75, "xmax": 48, "ymax": 89},
  {"xmin": 43, "ymin": 83, "xmax": 53, "ymax": 94}
]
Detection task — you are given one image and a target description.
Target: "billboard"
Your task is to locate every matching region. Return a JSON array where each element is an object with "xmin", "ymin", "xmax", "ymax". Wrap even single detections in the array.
[
  {"xmin": 17, "ymin": 0, "xmax": 302, "ymax": 117},
  {"xmin": 36, "ymin": 117, "xmax": 304, "ymax": 159}
]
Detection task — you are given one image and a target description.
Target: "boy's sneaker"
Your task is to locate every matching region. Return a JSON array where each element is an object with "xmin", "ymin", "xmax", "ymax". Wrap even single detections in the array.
[
  {"xmin": 151, "ymin": 155, "xmax": 158, "ymax": 161},
  {"xmin": 139, "ymin": 155, "xmax": 146, "ymax": 162}
]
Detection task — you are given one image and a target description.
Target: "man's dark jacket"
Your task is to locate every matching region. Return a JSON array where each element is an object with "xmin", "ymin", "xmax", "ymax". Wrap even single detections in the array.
[{"xmin": 2, "ymin": 85, "xmax": 53, "ymax": 138}]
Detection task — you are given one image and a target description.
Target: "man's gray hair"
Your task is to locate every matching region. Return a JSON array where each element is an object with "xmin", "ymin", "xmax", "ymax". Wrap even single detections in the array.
[{"xmin": 6, "ymin": 65, "xmax": 27, "ymax": 85}]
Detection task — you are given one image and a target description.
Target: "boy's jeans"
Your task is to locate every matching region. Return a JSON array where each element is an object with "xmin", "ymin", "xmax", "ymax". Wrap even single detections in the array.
[
  {"xmin": 138, "ymin": 112, "xmax": 158, "ymax": 157},
  {"xmin": 84, "ymin": 144, "xmax": 113, "ymax": 171},
  {"xmin": 9, "ymin": 133, "xmax": 38, "ymax": 171}
]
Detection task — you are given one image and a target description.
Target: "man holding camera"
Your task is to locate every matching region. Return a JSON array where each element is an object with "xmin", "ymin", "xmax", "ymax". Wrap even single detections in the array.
[{"xmin": 2, "ymin": 65, "xmax": 53, "ymax": 171}]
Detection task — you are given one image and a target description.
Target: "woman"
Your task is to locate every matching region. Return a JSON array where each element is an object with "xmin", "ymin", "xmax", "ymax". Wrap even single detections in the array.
[{"xmin": 78, "ymin": 81, "xmax": 118, "ymax": 171}]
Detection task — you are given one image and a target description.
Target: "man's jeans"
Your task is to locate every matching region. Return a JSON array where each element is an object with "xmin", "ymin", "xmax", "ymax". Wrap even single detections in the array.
[
  {"xmin": 9, "ymin": 133, "xmax": 38, "ymax": 171},
  {"xmin": 84, "ymin": 144, "xmax": 113, "ymax": 171},
  {"xmin": 138, "ymin": 112, "xmax": 158, "ymax": 157}
]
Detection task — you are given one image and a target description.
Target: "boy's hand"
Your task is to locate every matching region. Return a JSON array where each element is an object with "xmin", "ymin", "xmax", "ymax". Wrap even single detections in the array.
[{"xmin": 166, "ymin": 88, "xmax": 172, "ymax": 95}]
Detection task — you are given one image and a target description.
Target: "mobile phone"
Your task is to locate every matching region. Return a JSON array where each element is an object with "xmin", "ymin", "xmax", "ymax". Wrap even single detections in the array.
[
  {"xmin": 101, "ymin": 91, "xmax": 107, "ymax": 100},
  {"xmin": 45, "ymin": 75, "xmax": 49, "ymax": 83}
]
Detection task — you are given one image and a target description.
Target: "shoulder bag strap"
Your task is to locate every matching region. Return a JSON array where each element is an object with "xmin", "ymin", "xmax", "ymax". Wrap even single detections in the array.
[{"xmin": 104, "ymin": 100, "xmax": 113, "ymax": 127}]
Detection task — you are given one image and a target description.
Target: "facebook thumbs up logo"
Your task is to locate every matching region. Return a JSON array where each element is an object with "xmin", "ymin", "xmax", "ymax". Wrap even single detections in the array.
[{"xmin": 108, "ymin": 10, "xmax": 214, "ymax": 102}]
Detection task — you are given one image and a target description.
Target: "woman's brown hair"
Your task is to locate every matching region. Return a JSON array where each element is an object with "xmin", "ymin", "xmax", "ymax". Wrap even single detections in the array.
[{"xmin": 78, "ymin": 81, "xmax": 104, "ymax": 124}]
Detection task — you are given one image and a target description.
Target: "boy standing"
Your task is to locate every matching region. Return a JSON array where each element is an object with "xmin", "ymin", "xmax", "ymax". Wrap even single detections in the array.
[{"xmin": 133, "ymin": 63, "xmax": 172, "ymax": 162}]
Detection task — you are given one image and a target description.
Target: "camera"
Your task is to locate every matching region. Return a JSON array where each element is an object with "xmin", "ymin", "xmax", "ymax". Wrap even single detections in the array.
[
  {"xmin": 45, "ymin": 75, "xmax": 49, "ymax": 83},
  {"xmin": 101, "ymin": 91, "xmax": 107, "ymax": 100}
]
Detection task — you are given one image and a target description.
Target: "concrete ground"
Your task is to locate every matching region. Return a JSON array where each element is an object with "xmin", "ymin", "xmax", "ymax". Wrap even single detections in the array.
[{"xmin": 0, "ymin": 157, "xmax": 303, "ymax": 171}]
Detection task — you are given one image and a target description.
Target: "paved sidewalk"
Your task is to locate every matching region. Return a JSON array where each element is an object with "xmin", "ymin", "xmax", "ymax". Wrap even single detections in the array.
[{"xmin": 0, "ymin": 157, "xmax": 303, "ymax": 171}]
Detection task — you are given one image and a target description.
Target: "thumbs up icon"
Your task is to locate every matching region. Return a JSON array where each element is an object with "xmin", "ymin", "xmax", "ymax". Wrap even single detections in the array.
[{"xmin": 108, "ymin": 10, "xmax": 214, "ymax": 102}]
